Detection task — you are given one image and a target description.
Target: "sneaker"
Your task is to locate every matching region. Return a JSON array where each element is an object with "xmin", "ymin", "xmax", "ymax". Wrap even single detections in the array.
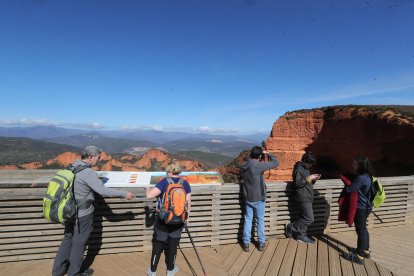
[
  {"xmin": 258, "ymin": 242, "xmax": 266, "ymax": 251},
  {"xmin": 348, "ymin": 247, "xmax": 371, "ymax": 259},
  {"xmin": 285, "ymin": 223, "xmax": 293, "ymax": 238},
  {"xmin": 166, "ymin": 265, "xmax": 179, "ymax": 276},
  {"xmin": 242, "ymin": 243, "xmax": 249, "ymax": 252},
  {"xmin": 147, "ymin": 266, "xmax": 156, "ymax": 276},
  {"xmin": 341, "ymin": 252, "xmax": 364, "ymax": 265},
  {"xmin": 79, "ymin": 268, "xmax": 94, "ymax": 276},
  {"xmin": 297, "ymin": 236, "xmax": 315, "ymax": 244}
]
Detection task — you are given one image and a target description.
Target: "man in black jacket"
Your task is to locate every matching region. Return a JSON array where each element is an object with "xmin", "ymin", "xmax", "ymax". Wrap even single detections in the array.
[
  {"xmin": 285, "ymin": 152, "xmax": 320, "ymax": 244},
  {"xmin": 241, "ymin": 146, "xmax": 279, "ymax": 252}
]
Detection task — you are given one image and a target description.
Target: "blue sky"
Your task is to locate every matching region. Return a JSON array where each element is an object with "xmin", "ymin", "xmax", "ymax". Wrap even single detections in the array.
[{"xmin": 1, "ymin": 0, "xmax": 413, "ymax": 134}]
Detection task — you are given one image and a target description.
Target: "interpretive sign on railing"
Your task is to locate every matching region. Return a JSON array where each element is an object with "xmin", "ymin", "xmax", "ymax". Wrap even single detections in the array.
[{"xmin": 97, "ymin": 171, "xmax": 223, "ymax": 187}]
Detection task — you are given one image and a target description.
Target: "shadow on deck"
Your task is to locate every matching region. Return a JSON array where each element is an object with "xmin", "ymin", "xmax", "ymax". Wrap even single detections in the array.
[{"xmin": 2, "ymin": 224, "xmax": 413, "ymax": 276}]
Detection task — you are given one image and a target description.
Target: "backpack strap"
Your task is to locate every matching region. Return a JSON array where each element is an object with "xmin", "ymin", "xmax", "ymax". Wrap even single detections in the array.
[
  {"xmin": 166, "ymin": 177, "xmax": 174, "ymax": 185},
  {"xmin": 67, "ymin": 163, "xmax": 90, "ymax": 174},
  {"xmin": 366, "ymin": 175, "xmax": 375, "ymax": 210},
  {"xmin": 166, "ymin": 177, "xmax": 184, "ymax": 185},
  {"xmin": 66, "ymin": 163, "xmax": 91, "ymax": 229}
]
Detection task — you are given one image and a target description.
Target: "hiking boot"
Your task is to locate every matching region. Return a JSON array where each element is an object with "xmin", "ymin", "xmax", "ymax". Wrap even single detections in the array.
[
  {"xmin": 258, "ymin": 242, "xmax": 266, "ymax": 251},
  {"xmin": 297, "ymin": 236, "xmax": 315, "ymax": 244},
  {"xmin": 79, "ymin": 268, "xmax": 94, "ymax": 276},
  {"xmin": 147, "ymin": 266, "xmax": 156, "ymax": 276},
  {"xmin": 341, "ymin": 252, "xmax": 364, "ymax": 265},
  {"xmin": 242, "ymin": 243, "xmax": 249, "ymax": 252},
  {"xmin": 285, "ymin": 223, "xmax": 293, "ymax": 238},
  {"xmin": 348, "ymin": 247, "xmax": 371, "ymax": 259},
  {"xmin": 166, "ymin": 265, "xmax": 179, "ymax": 276}
]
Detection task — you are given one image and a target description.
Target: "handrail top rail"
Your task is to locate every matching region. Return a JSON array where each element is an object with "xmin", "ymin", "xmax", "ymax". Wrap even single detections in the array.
[{"xmin": 0, "ymin": 170, "xmax": 413, "ymax": 191}]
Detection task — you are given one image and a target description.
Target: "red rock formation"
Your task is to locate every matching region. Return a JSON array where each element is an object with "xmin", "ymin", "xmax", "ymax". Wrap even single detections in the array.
[
  {"xmin": 266, "ymin": 106, "xmax": 414, "ymax": 180},
  {"xmin": 20, "ymin": 162, "xmax": 44, "ymax": 170},
  {"xmin": 121, "ymin": 165, "xmax": 144, "ymax": 172},
  {"xmin": 179, "ymin": 160, "xmax": 203, "ymax": 171},
  {"xmin": 120, "ymin": 155, "xmax": 136, "ymax": 161},
  {"xmin": 218, "ymin": 150, "xmax": 250, "ymax": 183},
  {"xmin": 100, "ymin": 161, "xmax": 113, "ymax": 171},
  {"xmin": 135, "ymin": 148, "xmax": 169, "ymax": 168},
  {"xmin": 4, "ymin": 148, "xmax": 204, "ymax": 172},
  {"xmin": 0, "ymin": 165, "xmax": 19, "ymax": 170},
  {"xmin": 47, "ymin": 152, "xmax": 80, "ymax": 167}
]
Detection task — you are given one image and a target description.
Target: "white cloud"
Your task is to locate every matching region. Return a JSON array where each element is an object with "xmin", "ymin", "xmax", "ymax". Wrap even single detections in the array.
[
  {"xmin": 0, "ymin": 118, "xmax": 105, "ymax": 130},
  {"xmin": 121, "ymin": 124, "xmax": 239, "ymax": 134},
  {"xmin": 0, "ymin": 118, "xmax": 58, "ymax": 127},
  {"xmin": 196, "ymin": 126, "xmax": 239, "ymax": 134},
  {"xmin": 202, "ymin": 71, "xmax": 414, "ymax": 116},
  {"xmin": 296, "ymin": 71, "xmax": 414, "ymax": 105},
  {"xmin": 208, "ymin": 139, "xmax": 224, "ymax": 143},
  {"xmin": 65, "ymin": 122, "xmax": 105, "ymax": 129}
]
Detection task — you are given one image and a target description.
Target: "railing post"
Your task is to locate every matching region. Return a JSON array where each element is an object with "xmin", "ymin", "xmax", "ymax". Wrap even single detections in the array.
[
  {"xmin": 268, "ymin": 189, "xmax": 278, "ymax": 237},
  {"xmin": 211, "ymin": 188, "xmax": 221, "ymax": 247},
  {"xmin": 142, "ymin": 200, "xmax": 154, "ymax": 251},
  {"xmin": 407, "ymin": 176, "xmax": 414, "ymax": 224},
  {"xmin": 324, "ymin": 188, "xmax": 333, "ymax": 233}
]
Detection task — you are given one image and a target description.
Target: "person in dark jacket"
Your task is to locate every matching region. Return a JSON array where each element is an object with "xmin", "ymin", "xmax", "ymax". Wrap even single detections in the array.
[
  {"xmin": 285, "ymin": 152, "xmax": 321, "ymax": 244},
  {"xmin": 241, "ymin": 146, "xmax": 279, "ymax": 252},
  {"xmin": 341, "ymin": 156, "xmax": 373, "ymax": 265}
]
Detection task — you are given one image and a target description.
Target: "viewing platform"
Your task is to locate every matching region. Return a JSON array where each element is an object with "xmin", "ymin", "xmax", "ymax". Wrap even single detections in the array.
[{"xmin": 0, "ymin": 171, "xmax": 413, "ymax": 275}]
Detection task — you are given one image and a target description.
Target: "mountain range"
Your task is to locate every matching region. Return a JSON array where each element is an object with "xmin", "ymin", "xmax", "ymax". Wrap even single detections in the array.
[
  {"xmin": 0, "ymin": 126, "xmax": 267, "ymax": 156},
  {"xmin": 0, "ymin": 126, "xmax": 266, "ymax": 168}
]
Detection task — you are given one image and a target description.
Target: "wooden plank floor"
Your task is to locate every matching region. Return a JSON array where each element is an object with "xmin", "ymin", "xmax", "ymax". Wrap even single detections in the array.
[
  {"xmin": 330, "ymin": 223, "xmax": 414, "ymax": 276},
  {"xmin": 218, "ymin": 238, "xmax": 394, "ymax": 276},
  {"xmin": 2, "ymin": 224, "xmax": 413, "ymax": 275}
]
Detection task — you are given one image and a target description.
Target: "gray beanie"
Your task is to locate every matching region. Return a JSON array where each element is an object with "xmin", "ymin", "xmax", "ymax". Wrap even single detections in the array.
[{"xmin": 82, "ymin": 145, "xmax": 102, "ymax": 157}]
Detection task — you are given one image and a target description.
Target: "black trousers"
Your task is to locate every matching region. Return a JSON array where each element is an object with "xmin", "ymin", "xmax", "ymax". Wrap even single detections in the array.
[
  {"xmin": 354, "ymin": 208, "xmax": 370, "ymax": 257},
  {"xmin": 291, "ymin": 202, "xmax": 314, "ymax": 239},
  {"xmin": 150, "ymin": 236, "xmax": 180, "ymax": 272}
]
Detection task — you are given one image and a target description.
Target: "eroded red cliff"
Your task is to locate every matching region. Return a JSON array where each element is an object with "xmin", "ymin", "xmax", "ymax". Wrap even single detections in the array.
[{"xmin": 266, "ymin": 106, "xmax": 414, "ymax": 180}]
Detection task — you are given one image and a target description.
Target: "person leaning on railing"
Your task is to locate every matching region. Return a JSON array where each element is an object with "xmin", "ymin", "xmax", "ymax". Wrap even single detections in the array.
[
  {"xmin": 285, "ymin": 152, "xmax": 321, "ymax": 244},
  {"xmin": 52, "ymin": 146, "xmax": 135, "ymax": 276}
]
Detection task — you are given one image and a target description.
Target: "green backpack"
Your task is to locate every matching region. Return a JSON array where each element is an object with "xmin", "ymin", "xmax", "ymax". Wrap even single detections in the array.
[
  {"xmin": 43, "ymin": 164, "xmax": 88, "ymax": 224},
  {"xmin": 370, "ymin": 176, "xmax": 386, "ymax": 208}
]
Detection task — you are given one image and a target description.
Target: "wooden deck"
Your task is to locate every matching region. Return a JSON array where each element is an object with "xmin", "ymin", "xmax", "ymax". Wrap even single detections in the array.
[{"xmin": 1, "ymin": 223, "xmax": 412, "ymax": 276}]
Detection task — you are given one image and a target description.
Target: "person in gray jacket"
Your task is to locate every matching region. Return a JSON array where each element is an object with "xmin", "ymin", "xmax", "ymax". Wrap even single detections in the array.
[
  {"xmin": 285, "ymin": 152, "xmax": 321, "ymax": 244},
  {"xmin": 241, "ymin": 146, "xmax": 279, "ymax": 252},
  {"xmin": 52, "ymin": 146, "xmax": 135, "ymax": 276}
]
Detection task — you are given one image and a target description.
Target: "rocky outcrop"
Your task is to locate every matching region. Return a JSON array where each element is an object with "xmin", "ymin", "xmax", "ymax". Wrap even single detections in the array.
[
  {"xmin": 3, "ymin": 148, "xmax": 204, "ymax": 172},
  {"xmin": 47, "ymin": 152, "xmax": 80, "ymax": 167},
  {"xmin": 0, "ymin": 165, "xmax": 19, "ymax": 170},
  {"xmin": 179, "ymin": 160, "xmax": 203, "ymax": 171},
  {"xmin": 218, "ymin": 150, "xmax": 250, "ymax": 183},
  {"xmin": 135, "ymin": 149, "xmax": 169, "ymax": 168},
  {"xmin": 265, "ymin": 106, "xmax": 414, "ymax": 180},
  {"xmin": 19, "ymin": 162, "xmax": 44, "ymax": 170}
]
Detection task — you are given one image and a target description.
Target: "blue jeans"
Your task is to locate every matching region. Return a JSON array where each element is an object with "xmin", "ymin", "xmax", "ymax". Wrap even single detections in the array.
[{"xmin": 243, "ymin": 200, "xmax": 265, "ymax": 245}]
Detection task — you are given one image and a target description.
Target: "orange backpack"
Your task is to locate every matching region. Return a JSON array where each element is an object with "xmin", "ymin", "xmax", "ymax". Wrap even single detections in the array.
[{"xmin": 160, "ymin": 177, "xmax": 188, "ymax": 225}]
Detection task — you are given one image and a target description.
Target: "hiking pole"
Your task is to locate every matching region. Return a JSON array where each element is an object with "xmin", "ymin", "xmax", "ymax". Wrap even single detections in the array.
[
  {"xmin": 184, "ymin": 223, "xmax": 207, "ymax": 276},
  {"xmin": 372, "ymin": 210, "xmax": 383, "ymax": 223}
]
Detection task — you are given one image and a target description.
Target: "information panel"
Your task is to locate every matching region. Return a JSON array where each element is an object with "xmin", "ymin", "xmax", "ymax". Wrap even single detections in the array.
[{"xmin": 97, "ymin": 171, "xmax": 223, "ymax": 187}]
